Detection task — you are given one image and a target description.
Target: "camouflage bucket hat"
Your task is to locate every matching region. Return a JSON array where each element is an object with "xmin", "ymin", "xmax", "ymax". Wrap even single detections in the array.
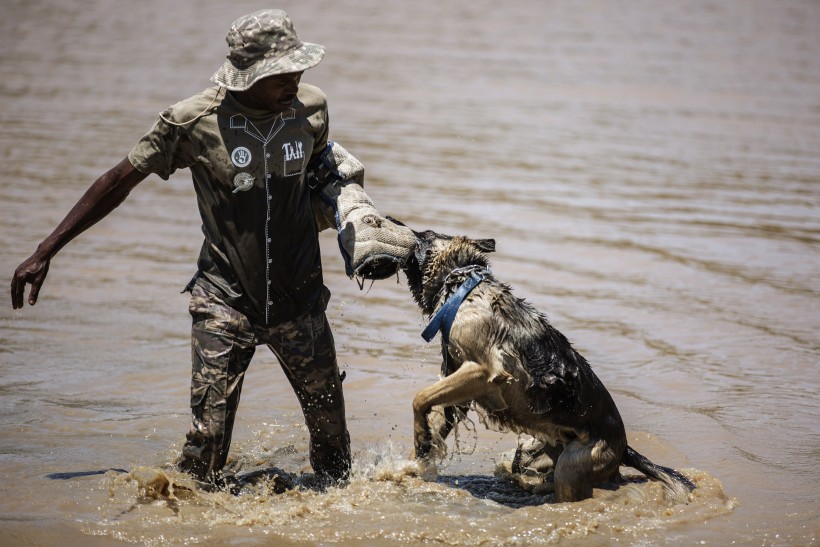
[{"xmin": 211, "ymin": 9, "xmax": 325, "ymax": 91}]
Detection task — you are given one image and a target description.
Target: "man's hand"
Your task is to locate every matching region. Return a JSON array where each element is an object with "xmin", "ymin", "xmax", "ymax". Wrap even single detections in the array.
[
  {"xmin": 9, "ymin": 157, "xmax": 147, "ymax": 310},
  {"xmin": 308, "ymin": 141, "xmax": 416, "ymax": 279},
  {"xmin": 11, "ymin": 251, "xmax": 51, "ymax": 309},
  {"xmin": 338, "ymin": 209, "xmax": 417, "ymax": 279},
  {"xmin": 319, "ymin": 181, "xmax": 417, "ymax": 279}
]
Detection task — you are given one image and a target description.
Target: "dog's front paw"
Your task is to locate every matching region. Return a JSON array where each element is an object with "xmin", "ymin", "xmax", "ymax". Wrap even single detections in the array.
[
  {"xmin": 414, "ymin": 455, "xmax": 438, "ymax": 482},
  {"xmin": 410, "ymin": 444, "xmax": 439, "ymax": 481}
]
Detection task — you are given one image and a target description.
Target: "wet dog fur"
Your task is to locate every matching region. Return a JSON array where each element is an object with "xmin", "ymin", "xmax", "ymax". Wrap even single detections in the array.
[{"xmin": 400, "ymin": 226, "xmax": 695, "ymax": 503}]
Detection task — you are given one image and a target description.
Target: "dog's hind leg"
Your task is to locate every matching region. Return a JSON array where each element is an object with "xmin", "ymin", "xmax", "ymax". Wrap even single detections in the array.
[
  {"xmin": 512, "ymin": 436, "xmax": 561, "ymax": 475},
  {"xmin": 412, "ymin": 361, "xmax": 493, "ymax": 470},
  {"xmin": 554, "ymin": 437, "xmax": 621, "ymax": 503}
]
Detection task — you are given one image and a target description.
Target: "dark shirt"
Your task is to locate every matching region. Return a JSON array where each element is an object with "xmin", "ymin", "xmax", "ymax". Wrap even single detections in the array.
[{"xmin": 128, "ymin": 83, "xmax": 330, "ymax": 324}]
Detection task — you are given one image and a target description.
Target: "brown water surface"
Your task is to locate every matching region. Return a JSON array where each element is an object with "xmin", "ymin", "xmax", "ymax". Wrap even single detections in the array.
[{"xmin": 1, "ymin": 1, "xmax": 818, "ymax": 545}]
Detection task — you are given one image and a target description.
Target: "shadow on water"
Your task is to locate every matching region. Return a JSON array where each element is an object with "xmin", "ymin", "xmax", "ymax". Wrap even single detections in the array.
[
  {"xmin": 45, "ymin": 464, "xmax": 549, "ymax": 509},
  {"xmin": 46, "ymin": 468, "xmax": 128, "ymax": 480},
  {"xmin": 231, "ymin": 467, "xmax": 343, "ymax": 495},
  {"xmin": 435, "ymin": 472, "xmax": 661, "ymax": 509},
  {"xmin": 46, "ymin": 465, "xmax": 337, "ymax": 497},
  {"xmin": 436, "ymin": 473, "xmax": 552, "ymax": 508}
]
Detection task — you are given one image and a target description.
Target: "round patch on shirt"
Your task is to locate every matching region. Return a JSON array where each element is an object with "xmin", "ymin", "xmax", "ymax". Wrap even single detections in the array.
[
  {"xmin": 232, "ymin": 172, "xmax": 255, "ymax": 193},
  {"xmin": 231, "ymin": 146, "xmax": 252, "ymax": 168}
]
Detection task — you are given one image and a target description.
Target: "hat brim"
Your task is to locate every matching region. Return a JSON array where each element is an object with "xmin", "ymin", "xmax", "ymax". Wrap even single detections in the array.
[{"xmin": 211, "ymin": 42, "xmax": 325, "ymax": 91}]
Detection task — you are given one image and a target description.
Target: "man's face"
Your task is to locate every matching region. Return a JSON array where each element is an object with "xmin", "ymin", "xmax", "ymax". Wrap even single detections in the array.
[{"xmin": 235, "ymin": 71, "xmax": 303, "ymax": 112}]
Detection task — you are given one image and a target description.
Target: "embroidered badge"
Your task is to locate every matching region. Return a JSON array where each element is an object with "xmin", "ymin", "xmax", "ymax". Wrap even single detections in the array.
[
  {"xmin": 231, "ymin": 146, "xmax": 252, "ymax": 168},
  {"xmin": 282, "ymin": 141, "xmax": 305, "ymax": 176},
  {"xmin": 232, "ymin": 172, "xmax": 255, "ymax": 193}
]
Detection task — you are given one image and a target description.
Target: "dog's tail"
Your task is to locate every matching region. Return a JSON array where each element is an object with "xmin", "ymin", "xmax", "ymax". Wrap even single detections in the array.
[{"xmin": 623, "ymin": 445, "xmax": 695, "ymax": 504}]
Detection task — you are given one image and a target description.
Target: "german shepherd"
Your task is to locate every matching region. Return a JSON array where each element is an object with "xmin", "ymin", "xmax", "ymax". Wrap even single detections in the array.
[{"xmin": 400, "ymin": 226, "xmax": 695, "ymax": 503}]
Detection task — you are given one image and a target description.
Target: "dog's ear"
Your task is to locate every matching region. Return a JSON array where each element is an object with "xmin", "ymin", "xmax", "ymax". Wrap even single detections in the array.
[{"xmin": 473, "ymin": 238, "xmax": 496, "ymax": 253}]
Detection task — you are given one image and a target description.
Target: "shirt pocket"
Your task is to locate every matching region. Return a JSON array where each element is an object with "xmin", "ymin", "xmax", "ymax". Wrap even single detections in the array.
[
  {"xmin": 284, "ymin": 155, "xmax": 305, "ymax": 177},
  {"xmin": 279, "ymin": 139, "xmax": 307, "ymax": 177}
]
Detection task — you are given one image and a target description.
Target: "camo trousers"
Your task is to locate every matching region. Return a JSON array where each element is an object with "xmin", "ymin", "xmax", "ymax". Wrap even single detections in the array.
[{"xmin": 177, "ymin": 284, "xmax": 351, "ymax": 482}]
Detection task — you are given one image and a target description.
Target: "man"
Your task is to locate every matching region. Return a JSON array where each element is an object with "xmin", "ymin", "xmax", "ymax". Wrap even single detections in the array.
[{"xmin": 10, "ymin": 9, "xmax": 414, "ymax": 487}]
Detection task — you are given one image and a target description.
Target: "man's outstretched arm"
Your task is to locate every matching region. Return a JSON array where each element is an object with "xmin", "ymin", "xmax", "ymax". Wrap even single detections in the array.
[{"xmin": 11, "ymin": 157, "xmax": 148, "ymax": 309}]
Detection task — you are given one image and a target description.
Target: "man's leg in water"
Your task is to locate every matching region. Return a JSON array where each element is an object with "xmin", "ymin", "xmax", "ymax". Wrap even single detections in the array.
[
  {"xmin": 265, "ymin": 312, "xmax": 351, "ymax": 481},
  {"xmin": 178, "ymin": 284, "xmax": 256, "ymax": 482}
]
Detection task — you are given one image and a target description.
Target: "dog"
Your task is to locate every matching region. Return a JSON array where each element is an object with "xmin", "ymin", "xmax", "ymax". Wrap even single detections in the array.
[{"xmin": 399, "ymin": 226, "xmax": 695, "ymax": 503}]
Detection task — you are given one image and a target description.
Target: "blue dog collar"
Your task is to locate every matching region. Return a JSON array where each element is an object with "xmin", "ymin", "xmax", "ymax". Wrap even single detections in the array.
[{"xmin": 422, "ymin": 268, "xmax": 488, "ymax": 375}]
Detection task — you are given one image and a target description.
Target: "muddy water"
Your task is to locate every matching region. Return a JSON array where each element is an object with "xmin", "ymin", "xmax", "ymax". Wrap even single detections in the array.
[{"xmin": 1, "ymin": 0, "xmax": 818, "ymax": 545}]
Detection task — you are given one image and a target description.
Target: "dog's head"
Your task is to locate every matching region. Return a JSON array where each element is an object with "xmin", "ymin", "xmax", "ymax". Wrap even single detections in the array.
[
  {"xmin": 387, "ymin": 217, "xmax": 495, "ymax": 314},
  {"xmin": 411, "ymin": 229, "xmax": 496, "ymax": 270}
]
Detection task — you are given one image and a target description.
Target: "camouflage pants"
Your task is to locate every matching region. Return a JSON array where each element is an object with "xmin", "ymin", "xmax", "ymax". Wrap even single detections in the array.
[{"xmin": 178, "ymin": 284, "xmax": 351, "ymax": 482}]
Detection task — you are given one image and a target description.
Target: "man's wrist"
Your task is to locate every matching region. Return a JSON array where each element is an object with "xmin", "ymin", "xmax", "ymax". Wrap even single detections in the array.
[{"xmin": 35, "ymin": 239, "xmax": 58, "ymax": 261}]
